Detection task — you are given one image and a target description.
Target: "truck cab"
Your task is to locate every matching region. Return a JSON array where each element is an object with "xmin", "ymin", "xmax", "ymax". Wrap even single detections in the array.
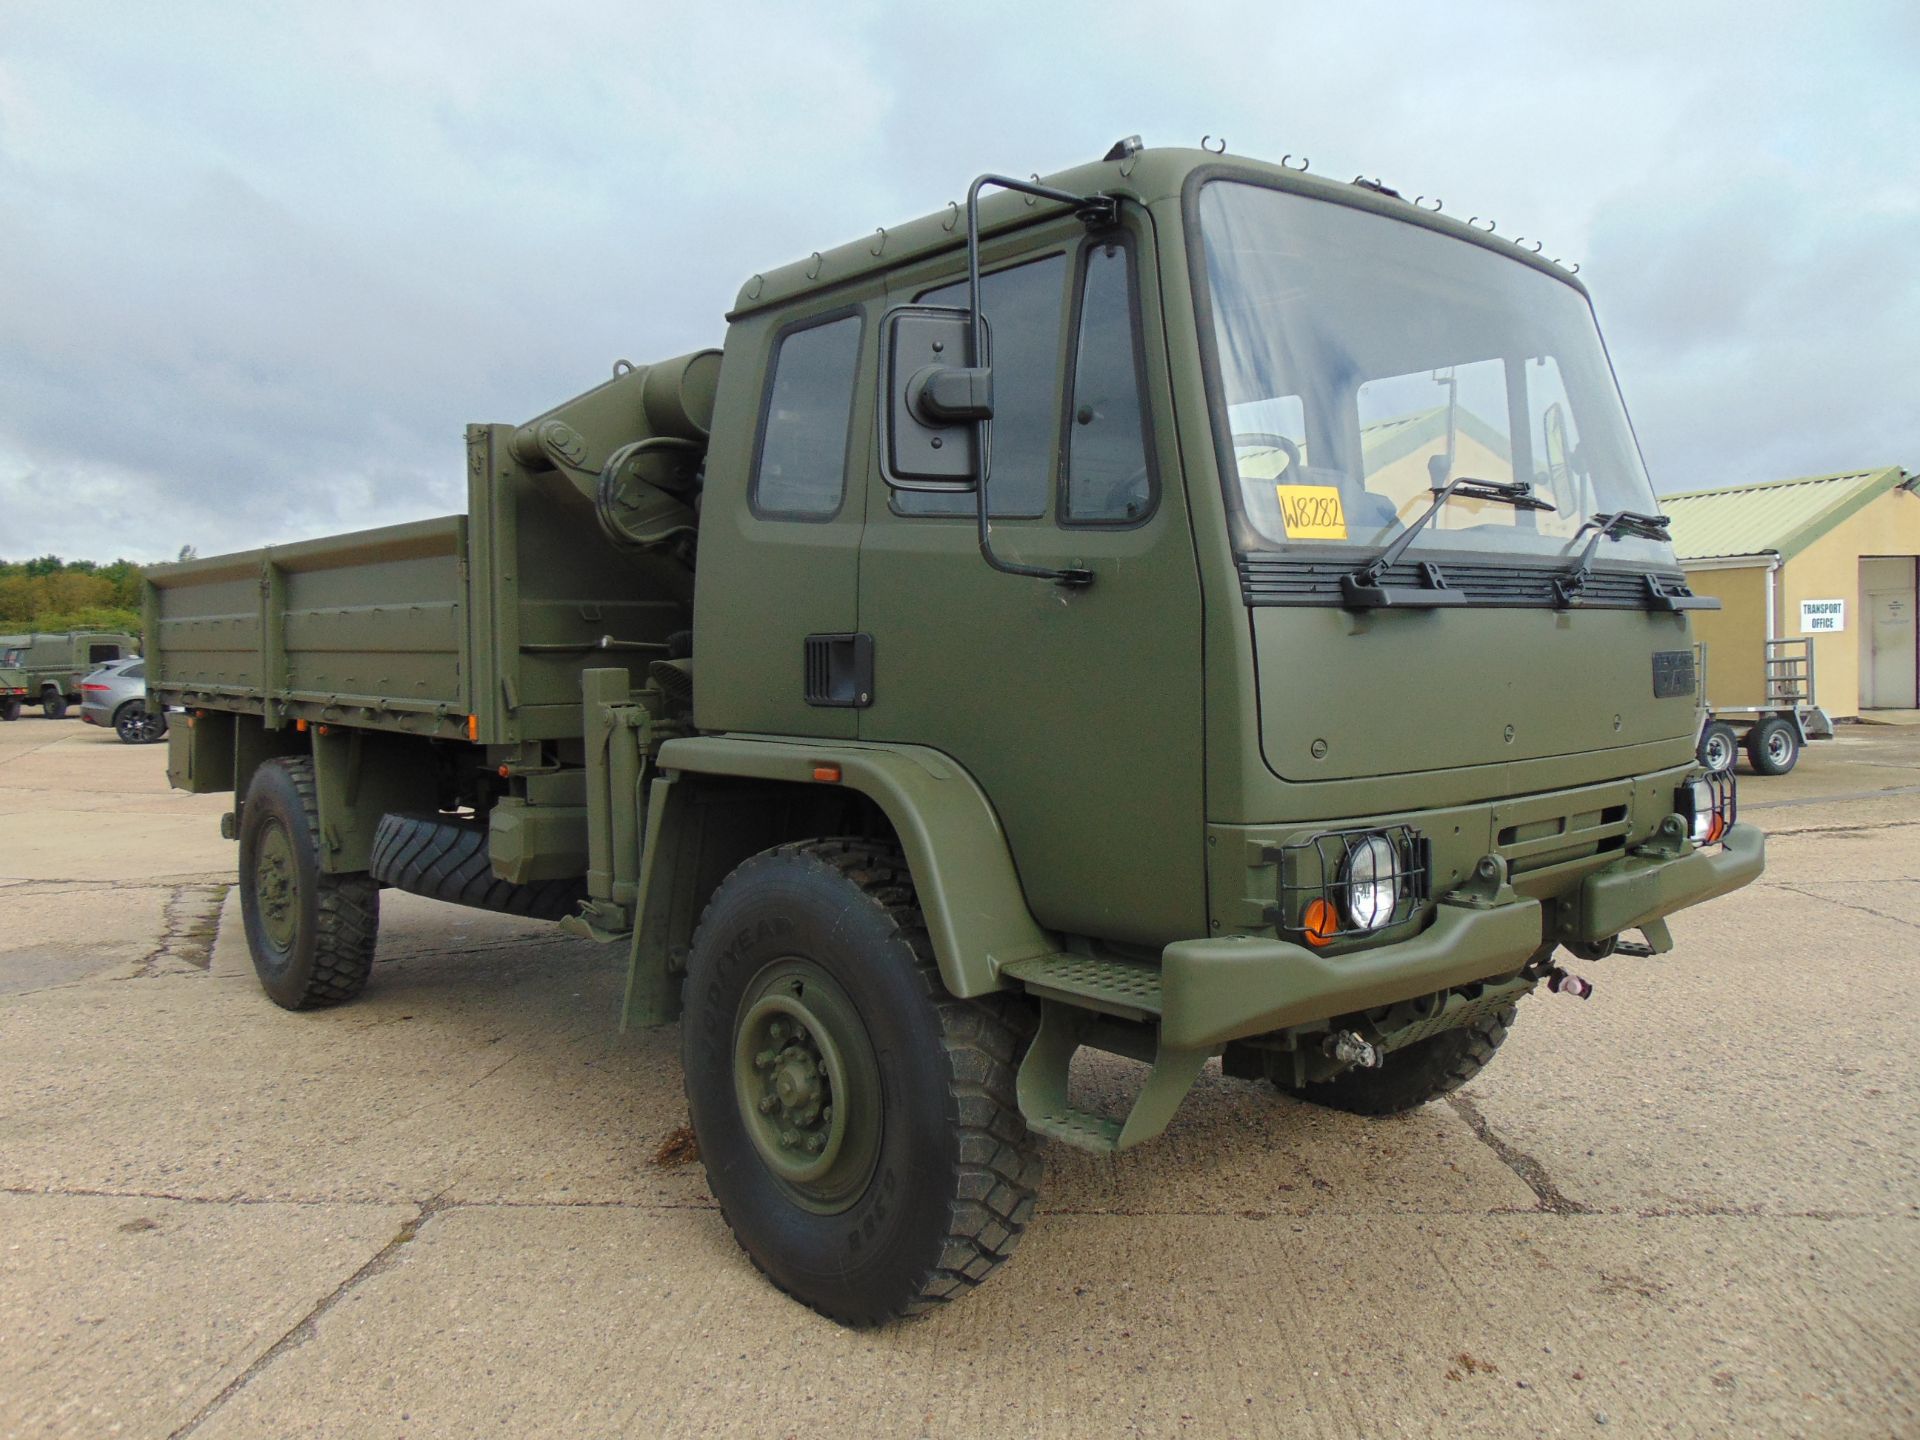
[{"xmin": 149, "ymin": 142, "xmax": 1762, "ymax": 1325}]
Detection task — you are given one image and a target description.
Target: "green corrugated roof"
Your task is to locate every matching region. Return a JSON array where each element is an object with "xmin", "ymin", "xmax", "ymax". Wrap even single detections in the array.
[{"xmin": 1663, "ymin": 466, "xmax": 1912, "ymax": 563}]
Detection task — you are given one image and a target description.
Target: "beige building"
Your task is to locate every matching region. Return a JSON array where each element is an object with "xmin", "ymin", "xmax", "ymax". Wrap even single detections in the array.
[{"xmin": 1666, "ymin": 466, "xmax": 1919, "ymax": 718}]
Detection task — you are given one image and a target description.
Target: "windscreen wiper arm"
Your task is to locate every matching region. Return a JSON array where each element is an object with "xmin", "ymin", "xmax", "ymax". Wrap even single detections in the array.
[
  {"xmin": 1342, "ymin": 477, "xmax": 1557, "ymax": 609},
  {"xmin": 1553, "ymin": 510, "xmax": 1672, "ymax": 606}
]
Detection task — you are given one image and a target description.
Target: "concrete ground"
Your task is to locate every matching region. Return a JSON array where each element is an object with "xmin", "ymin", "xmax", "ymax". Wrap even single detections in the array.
[{"xmin": 1, "ymin": 716, "xmax": 1915, "ymax": 1440}]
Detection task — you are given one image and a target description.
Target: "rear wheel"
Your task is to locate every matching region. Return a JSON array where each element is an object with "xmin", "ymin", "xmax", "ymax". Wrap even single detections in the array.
[
  {"xmin": 1286, "ymin": 1003, "xmax": 1518, "ymax": 1116},
  {"xmin": 681, "ymin": 839, "xmax": 1043, "ymax": 1326},
  {"xmin": 113, "ymin": 700, "xmax": 167, "ymax": 744},
  {"xmin": 1746, "ymin": 716, "xmax": 1799, "ymax": 776},
  {"xmin": 238, "ymin": 756, "xmax": 379, "ymax": 1009},
  {"xmin": 0, "ymin": 697, "xmax": 19, "ymax": 722},
  {"xmin": 1697, "ymin": 720, "xmax": 1738, "ymax": 774},
  {"xmin": 40, "ymin": 688, "xmax": 67, "ymax": 719}
]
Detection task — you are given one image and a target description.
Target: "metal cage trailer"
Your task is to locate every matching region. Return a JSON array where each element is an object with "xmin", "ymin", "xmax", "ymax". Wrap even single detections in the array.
[{"xmin": 1695, "ymin": 637, "xmax": 1835, "ymax": 776}]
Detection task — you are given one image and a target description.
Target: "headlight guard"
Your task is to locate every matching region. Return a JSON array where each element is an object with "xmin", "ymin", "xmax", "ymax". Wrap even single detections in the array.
[{"xmin": 1267, "ymin": 825, "xmax": 1430, "ymax": 948}]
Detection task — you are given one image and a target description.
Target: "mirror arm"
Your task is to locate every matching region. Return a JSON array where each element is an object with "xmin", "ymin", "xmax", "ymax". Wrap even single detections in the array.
[{"xmin": 963, "ymin": 173, "xmax": 1115, "ymax": 589}]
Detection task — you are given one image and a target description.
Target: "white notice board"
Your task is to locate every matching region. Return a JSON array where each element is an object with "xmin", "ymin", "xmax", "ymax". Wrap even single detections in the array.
[{"xmin": 1799, "ymin": 598, "xmax": 1846, "ymax": 634}]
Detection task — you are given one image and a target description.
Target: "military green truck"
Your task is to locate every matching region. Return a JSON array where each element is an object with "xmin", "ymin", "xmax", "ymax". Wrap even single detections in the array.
[
  {"xmin": 146, "ymin": 140, "xmax": 1763, "ymax": 1325},
  {"xmin": 0, "ymin": 631, "xmax": 140, "ymax": 718}
]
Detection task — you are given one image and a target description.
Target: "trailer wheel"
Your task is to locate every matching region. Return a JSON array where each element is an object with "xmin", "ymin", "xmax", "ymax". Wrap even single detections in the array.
[
  {"xmin": 1697, "ymin": 721, "xmax": 1738, "ymax": 774},
  {"xmin": 40, "ymin": 688, "xmax": 67, "ymax": 719},
  {"xmin": 1283, "ymin": 1001, "xmax": 1518, "ymax": 1116},
  {"xmin": 1, "ymin": 697, "xmax": 19, "ymax": 722},
  {"xmin": 238, "ymin": 756, "xmax": 379, "ymax": 1010},
  {"xmin": 681, "ymin": 838, "xmax": 1043, "ymax": 1326},
  {"xmin": 1746, "ymin": 716, "xmax": 1799, "ymax": 776}
]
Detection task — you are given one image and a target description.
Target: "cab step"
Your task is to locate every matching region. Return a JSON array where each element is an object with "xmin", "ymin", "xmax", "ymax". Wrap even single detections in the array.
[
  {"xmin": 999, "ymin": 952, "xmax": 1163, "ymax": 1022},
  {"xmin": 1010, "ymin": 994, "xmax": 1207, "ymax": 1156}
]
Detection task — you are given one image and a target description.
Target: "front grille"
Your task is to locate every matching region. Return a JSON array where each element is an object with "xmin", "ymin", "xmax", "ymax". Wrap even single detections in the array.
[{"xmin": 1238, "ymin": 556, "xmax": 1694, "ymax": 609}]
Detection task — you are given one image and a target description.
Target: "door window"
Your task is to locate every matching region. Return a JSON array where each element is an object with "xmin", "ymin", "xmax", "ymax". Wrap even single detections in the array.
[
  {"xmin": 751, "ymin": 312, "xmax": 864, "ymax": 520},
  {"xmin": 1063, "ymin": 242, "xmax": 1154, "ymax": 524},
  {"xmin": 902, "ymin": 253, "xmax": 1069, "ymax": 517}
]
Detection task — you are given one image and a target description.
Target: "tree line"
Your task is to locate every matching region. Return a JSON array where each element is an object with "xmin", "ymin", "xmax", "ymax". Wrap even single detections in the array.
[{"xmin": 0, "ymin": 555, "xmax": 151, "ymax": 637}]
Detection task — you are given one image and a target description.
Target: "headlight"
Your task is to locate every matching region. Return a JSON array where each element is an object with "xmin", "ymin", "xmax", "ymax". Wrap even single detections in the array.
[
  {"xmin": 1339, "ymin": 834, "xmax": 1400, "ymax": 932},
  {"xmin": 1679, "ymin": 775, "xmax": 1733, "ymax": 845}
]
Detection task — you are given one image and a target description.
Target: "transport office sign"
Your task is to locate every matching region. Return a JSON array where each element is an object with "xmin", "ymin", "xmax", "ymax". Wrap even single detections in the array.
[{"xmin": 1800, "ymin": 598, "xmax": 1846, "ymax": 634}]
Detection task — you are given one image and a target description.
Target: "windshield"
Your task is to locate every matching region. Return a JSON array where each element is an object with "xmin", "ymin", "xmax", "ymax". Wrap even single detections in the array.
[{"xmin": 1195, "ymin": 180, "xmax": 1668, "ymax": 566}]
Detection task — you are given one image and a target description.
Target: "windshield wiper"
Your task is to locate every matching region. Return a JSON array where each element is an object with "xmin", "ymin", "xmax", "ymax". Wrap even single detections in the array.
[
  {"xmin": 1552, "ymin": 510, "xmax": 1671, "ymax": 606},
  {"xmin": 1342, "ymin": 477, "xmax": 1557, "ymax": 609}
]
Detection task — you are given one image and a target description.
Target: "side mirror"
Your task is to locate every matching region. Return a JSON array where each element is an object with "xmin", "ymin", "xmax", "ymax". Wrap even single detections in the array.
[{"xmin": 881, "ymin": 305, "xmax": 991, "ymax": 489}]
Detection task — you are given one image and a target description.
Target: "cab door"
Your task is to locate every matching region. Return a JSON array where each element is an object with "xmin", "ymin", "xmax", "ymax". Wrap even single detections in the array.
[
  {"xmin": 693, "ymin": 299, "xmax": 875, "ymax": 738},
  {"xmin": 857, "ymin": 220, "xmax": 1207, "ymax": 946}
]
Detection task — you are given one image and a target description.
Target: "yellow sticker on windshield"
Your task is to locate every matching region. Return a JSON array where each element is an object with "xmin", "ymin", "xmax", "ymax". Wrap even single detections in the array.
[{"xmin": 1275, "ymin": 484, "xmax": 1348, "ymax": 540}]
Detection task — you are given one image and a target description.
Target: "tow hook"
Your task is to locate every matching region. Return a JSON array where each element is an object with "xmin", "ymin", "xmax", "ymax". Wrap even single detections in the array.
[
  {"xmin": 1325, "ymin": 1031, "xmax": 1384, "ymax": 1068},
  {"xmin": 1545, "ymin": 966, "xmax": 1594, "ymax": 999}
]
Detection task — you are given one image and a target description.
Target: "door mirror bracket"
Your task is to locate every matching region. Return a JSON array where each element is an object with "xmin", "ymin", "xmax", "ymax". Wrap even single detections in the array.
[
  {"xmin": 959, "ymin": 174, "xmax": 1117, "ymax": 588},
  {"xmin": 880, "ymin": 174, "xmax": 1118, "ymax": 588}
]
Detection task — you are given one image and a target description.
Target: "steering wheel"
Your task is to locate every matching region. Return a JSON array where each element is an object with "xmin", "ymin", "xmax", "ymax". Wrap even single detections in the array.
[
  {"xmin": 1233, "ymin": 431, "xmax": 1303, "ymax": 479},
  {"xmin": 1072, "ymin": 463, "xmax": 1153, "ymax": 521}
]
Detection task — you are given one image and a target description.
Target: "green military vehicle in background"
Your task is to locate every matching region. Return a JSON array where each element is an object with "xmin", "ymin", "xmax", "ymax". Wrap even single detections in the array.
[
  {"xmin": 0, "ymin": 665, "xmax": 30, "ymax": 720},
  {"xmin": 0, "ymin": 630, "xmax": 140, "ymax": 719},
  {"xmin": 146, "ymin": 140, "xmax": 1763, "ymax": 1325}
]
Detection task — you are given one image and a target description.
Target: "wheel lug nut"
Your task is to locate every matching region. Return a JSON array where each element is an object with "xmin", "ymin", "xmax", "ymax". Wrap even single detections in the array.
[
  {"xmin": 780, "ymin": 1130, "xmax": 798, "ymax": 1148},
  {"xmin": 755, "ymin": 1049, "xmax": 776, "ymax": 1069},
  {"xmin": 769, "ymin": 1021, "xmax": 787, "ymax": 1042},
  {"xmin": 805, "ymin": 1134, "xmax": 824, "ymax": 1154},
  {"xmin": 758, "ymin": 1095, "xmax": 778, "ymax": 1114}
]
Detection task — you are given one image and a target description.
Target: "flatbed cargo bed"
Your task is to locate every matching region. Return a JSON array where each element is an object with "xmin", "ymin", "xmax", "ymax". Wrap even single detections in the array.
[{"xmin": 145, "ymin": 426, "xmax": 693, "ymax": 744}]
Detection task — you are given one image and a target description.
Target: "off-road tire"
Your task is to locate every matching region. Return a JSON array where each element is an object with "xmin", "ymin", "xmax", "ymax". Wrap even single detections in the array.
[
  {"xmin": 681, "ymin": 838, "xmax": 1044, "ymax": 1326},
  {"xmin": 1697, "ymin": 720, "xmax": 1738, "ymax": 774},
  {"xmin": 238, "ymin": 756, "xmax": 379, "ymax": 1010},
  {"xmin": 368, "ymin": 811, "xmax": 587, "ymax": 921},
  {"xmin": 1287, "ymin": 1002, "xmax": 1518, "ymax": 1116},
  {"xmin": 0, "ymin": 697, "xmax": 19, "ymax": 722},
  {"xmin": 1746, "ymin": 716, "xmax": 1799, "ymax": 776},
  {"xmin": 40, "ymin": 689, "xmax": 67, "ymax": 719}
]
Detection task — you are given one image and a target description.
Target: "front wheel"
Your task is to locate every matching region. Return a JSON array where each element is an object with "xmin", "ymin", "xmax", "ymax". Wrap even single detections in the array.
[
  {"xmin": 40, "ymin": 689, "xmax": 68, "ymax": 719},
  {"xmin": 1747, "ymin": 716, "xmax": 1799, "ymax": 776},
  {"xmin": 1286, "ymin": 1002, "xmax": 1518, "ymax": 1116},
  {"xmin": 681, "ymin": 839, "xmax": 1043, "ymax": 1326},
  {"xmin": 237, "ymin": 756, "xmax": 379, "ymax": 1009}
]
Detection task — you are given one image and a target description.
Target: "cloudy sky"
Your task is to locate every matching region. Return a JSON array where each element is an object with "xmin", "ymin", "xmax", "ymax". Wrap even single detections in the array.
[{"xmin": 2, "ymin": 0, "xmax": 1915, "ymax": 562}]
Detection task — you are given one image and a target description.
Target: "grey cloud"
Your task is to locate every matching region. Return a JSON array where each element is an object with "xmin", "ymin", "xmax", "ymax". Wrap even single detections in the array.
[{"xmin": 0, "ymin": 0, "xmax": 1914, "ymax": 560}]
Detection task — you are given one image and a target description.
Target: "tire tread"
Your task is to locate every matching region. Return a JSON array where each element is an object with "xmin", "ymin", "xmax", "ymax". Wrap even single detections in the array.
[
  {"xmin": 369, "ymin": 811, "xmax": 585, "ymax": 921},
  {"xmin": 258, "ymin": 756, "xmax": 378, "ymax": 1008},
  {"xmin": 689, "ymin": 837, "xmax": 1044, "ymax": 1324}
]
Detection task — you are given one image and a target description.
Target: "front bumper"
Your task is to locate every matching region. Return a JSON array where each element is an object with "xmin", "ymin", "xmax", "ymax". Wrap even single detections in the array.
[{"xmin": 1159, "ymin": 821, "xmax": 1764, "ymax": 1051}]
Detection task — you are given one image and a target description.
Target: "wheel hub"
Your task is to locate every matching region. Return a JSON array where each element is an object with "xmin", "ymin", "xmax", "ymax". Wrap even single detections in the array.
[
  {"xmin": 732, "ymin": 961, "xmax": 881, "ymax": 1213},
  {"xmin": 254, "ymin": 819, "xmax": 299, "ymax": 947}
]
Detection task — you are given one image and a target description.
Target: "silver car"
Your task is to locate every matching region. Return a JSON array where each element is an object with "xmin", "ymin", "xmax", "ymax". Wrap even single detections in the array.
[{"xmin": 79, "ymin": 659, "xmax": 168, "ymax": 743}]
